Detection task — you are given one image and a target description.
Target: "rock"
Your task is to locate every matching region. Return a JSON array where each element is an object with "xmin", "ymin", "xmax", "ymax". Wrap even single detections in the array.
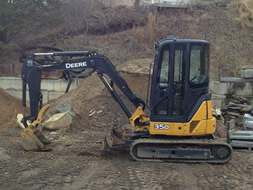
[
  {"xmin": 227, "ymin": 101, "xmax": 252, "ymax": 113},
  {"xmin": 56, "ymin": 100, "xmax": 75, "ymax": 118},
  {"xmin": 17, "ymin": 114, "xmax": 30, "ymax": 129},
  {"xmin": 231, "ymin": 95, "xmax": 249, "ymax": 104},
  {"xmin": 228, "ymin": 102, "xmax": 236, "ymax": 107},
  {"xmin": 43, "ymin": 113, "xmax": 72, "ymax": 130},
  {"xmin": 241, "ymin": 106, "xmax": 253, "ymax": 113},
  {"xmin": 226, "ymin": 111, "xmax": 241, "ymax": 117},
  {"xmin": 89, "ymin": 110, "xmax": 96, "ymax": 117},
  {"xmin": 0, "ymin": 147, "xmax": 10, "ymax": 160},
  {"xmin": 212, "ymin": 107, "xmax": 221, "ymax": 120},
  {"xmin": 228, "ymin": 106, "xmax": 241, "ymax": 111},
  {"xmin": 97, "ymin": 110, "xmax": 103, "ymax": 114}
]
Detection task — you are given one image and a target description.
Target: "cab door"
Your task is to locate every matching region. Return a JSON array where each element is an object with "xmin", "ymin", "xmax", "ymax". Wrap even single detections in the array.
[
  {"xmin": 150, "ymin": 39, "xmax": 210, "ymax": 123},
  {"xmin": 150, "ymin": 41, "xmax": 186, "ymax": 122}
]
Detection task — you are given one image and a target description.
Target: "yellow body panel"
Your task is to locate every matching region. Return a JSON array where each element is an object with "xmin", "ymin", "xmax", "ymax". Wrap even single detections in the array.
[
  {"xmin": 149, "ymin": 100, "xmax": 216, "ymax": 136},
  {"xmin": 129, "ymin": 106, "xmax": 150, "ymax": 131}
]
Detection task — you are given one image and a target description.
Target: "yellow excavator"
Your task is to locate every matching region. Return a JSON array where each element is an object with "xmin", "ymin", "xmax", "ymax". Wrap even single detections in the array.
[{"xmin": 21, "ymin": 37, "xmax": 232, "ymax": 163}]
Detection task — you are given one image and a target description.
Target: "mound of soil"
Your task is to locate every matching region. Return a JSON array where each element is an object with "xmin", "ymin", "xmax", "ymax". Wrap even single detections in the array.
[
  {"xmin": 45, "ymin": 59, "xmax": 152, "ymax": 132},
  {"xmin": 0, "ymin": 89, "xmax": 29, "ymax": 131}
]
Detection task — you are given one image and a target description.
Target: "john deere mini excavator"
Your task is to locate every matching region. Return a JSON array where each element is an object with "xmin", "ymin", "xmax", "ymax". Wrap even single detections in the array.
[{"xmin": 21, "ymin": 37, "xmax": 232, "ymax": 163}]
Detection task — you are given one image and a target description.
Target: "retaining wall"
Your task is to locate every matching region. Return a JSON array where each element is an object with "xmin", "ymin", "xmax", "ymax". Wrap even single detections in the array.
[
  {"xmin": 0, "ymin": 77, "xmax": 252, "ymax": 107},
  {"xmin": 0, "ymin": 77, "xmax": 83, "ymax": 104}
]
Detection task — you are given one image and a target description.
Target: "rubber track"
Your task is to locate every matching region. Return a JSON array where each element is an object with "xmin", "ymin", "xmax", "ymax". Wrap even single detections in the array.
[{"xmin": 130, "ymin": 138, "xmax": 233, "ymax": 164}]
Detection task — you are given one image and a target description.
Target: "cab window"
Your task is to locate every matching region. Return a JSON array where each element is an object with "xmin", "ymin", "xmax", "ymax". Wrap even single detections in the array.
[
  {"xmin": 189, "ymin": 44, "xmax": 209, "ymax": 88},
  {"xmin": 159, "ymin": 47, "xmax": 170, "ymax": 88}
]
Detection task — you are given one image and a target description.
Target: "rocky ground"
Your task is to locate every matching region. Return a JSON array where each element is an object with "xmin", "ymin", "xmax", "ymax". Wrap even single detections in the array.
[{"xmin": 1, "ymin": 60, "xmax": 253, "ymax": 190}]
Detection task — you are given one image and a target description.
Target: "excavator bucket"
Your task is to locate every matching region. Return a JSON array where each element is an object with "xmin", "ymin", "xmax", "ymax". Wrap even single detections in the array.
[
  {"xmin": 22, "ymin": 127, "xmax": 50, "ymax": 151},
  {"xmin": 102, "ymin": 125, "xmax": 126, "ymax": 150},
  {"xmin": 21, "ymin": 104, "xmax": 51, "ymax": 151}
]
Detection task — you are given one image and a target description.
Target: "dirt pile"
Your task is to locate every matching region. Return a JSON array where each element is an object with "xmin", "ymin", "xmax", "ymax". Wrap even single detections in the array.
[
  {"xmin": 45, "ymin": 59, "xmax": 152, "ymax": 132},
  {"xmin": 0, "ymin": 89, "xmax": 29, "ymax": 131}
]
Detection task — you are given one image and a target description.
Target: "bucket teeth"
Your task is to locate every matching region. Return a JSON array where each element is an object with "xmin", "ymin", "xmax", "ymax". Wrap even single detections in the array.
[
  {"xmin": 22, "ymin": 128, "xmax": 50, "ymax": 151},
  {"xmin": 34, "ymin": 130, "xmax": 50, "ymax": 144}
]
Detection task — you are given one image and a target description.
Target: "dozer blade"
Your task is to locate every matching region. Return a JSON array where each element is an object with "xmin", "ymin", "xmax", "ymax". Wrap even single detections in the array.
[
  {"xmin": 102, "ymin": 125, "xmax": 126, "ymax": 150},
  {"xmin": 21, "ymin": 104, "xmax": 51, "ymax": 151}
]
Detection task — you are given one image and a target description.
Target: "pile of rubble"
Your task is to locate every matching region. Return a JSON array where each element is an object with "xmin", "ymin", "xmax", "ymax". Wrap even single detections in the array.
[{"xmin": 222, "ymin": 95, "xmax": 252, "ymax": 126}]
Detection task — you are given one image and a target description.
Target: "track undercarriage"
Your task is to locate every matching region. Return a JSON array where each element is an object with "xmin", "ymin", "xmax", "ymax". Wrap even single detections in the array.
[
  {"xmin": 104, "ymin": 126, "xmax": 233, "ymax": 164},
  {"xmin": 130, "ymin": 138, "xmax": 232, "ymax": 163}
]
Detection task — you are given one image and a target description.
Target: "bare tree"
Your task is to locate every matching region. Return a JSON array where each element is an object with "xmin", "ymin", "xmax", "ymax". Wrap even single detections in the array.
[
  {"xmin": 134, "ymin": 0, "xmax": 140, "ymax": 7},
  {"xmin": 60, "ymin": 0, "xmax": 93, "ymax": 35}
]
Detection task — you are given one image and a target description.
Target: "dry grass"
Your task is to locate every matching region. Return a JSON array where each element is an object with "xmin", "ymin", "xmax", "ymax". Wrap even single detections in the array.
[
  {"xmin": 2, "ymin": 0, "xmax": 253, "ymax": 79},
  {"xmin": 229, "ymin": 0, "xmax": 253, "ymax": 28},
  {"xmin": 132, "ymin": 12, "xmax": 157, "ymax": 45}
]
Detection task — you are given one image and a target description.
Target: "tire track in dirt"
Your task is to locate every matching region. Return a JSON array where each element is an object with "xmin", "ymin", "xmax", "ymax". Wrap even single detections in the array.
[
  {"xmin": 124, "ymin": 162, "xmax": 181, "ymax": 190},
  {"xmin": 176, "ymin": 164, "xmax": 199, "ymax": 190},
  {"xmin": 210, "ymin": 151, "xmax": 253, "ymax": 190},
  {"xmin": 62, "ymin": 161, "xmax": 100, "ymax": 190}
]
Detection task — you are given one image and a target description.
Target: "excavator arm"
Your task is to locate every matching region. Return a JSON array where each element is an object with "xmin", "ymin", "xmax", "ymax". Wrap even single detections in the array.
[{"xmin": 21, "ymin": 51, "xmax": 149, "ymax": 150}]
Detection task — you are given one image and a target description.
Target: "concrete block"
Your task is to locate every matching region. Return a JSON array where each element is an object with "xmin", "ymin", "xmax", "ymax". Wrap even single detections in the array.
[
  {"xmin": 244, "ymin": 121, "xmax": 253, "ymax": 130},
  {"xmin": 220, "ymin": 77, "xmax": 253, "ymax": 83},
  {"xmin": 241, "ymin": 69, "xmax": 253, "ymax": 79},
  {"xmin": 230, "ymin": 140, "xmax": 253, "ymax": 149},
  {"xmin": 243, "ymin": 114, "xmax": 253, "ymax": 123},
  {"xmin": 230, "ymin": 83, "xmax": 253, "ymax": 96},
  {"xmin": 230, "ymin": 131, "xmax": 253, "ymax": 140},
  {"xmin": 4, "ymin": 89, "xmax": 24, "ymax": 100},
  {"xmin": 211, "ymin": 94, "xmax": 226, "ymax": 107},
  {"xmin": 242, "ymin": 65, "xmax": 253, "ymax": 70},
  {"xmin": 0, "ymin": 77, "xmax": 83, "ymax": 104},
  {"xmin": 41, "ymin": 78, "xmax": 83, "ymax": 91},
  {"xmin": 209, "ymin": 80, "xmax": 229, "ymax": 95},
  {"xmin": 0, "ymin": 77, "xmax": 22, "ymax": 90},
  {"xmin": 48, "ymin": 91, "xmax": 64, "ymax": 101},
  {"xmin": 243, "ymin": 114, "xmax": 253, "ymax": 130}
]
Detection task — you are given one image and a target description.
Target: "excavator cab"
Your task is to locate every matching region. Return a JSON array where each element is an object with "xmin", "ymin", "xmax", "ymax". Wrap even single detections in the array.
[
  {"xmin": 129, "ymin": 38, "xmax": 232, "ymax": 163},
  {"xmin": 151, "ymin": 38, "xmax": 209, "ymax": 118},
  {"xmin": 149, "ymin": 38, "xmax": 214, "ymax": 136}
]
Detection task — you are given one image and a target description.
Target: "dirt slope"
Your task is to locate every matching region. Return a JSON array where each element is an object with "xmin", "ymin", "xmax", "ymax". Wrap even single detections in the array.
[
  {"xmin": 44, "ymin": 59, "xmax": 152, "ymax": 133},
  {"xmin": 0, "ymin": 89, "xmax": 29, "ymax": 131}
]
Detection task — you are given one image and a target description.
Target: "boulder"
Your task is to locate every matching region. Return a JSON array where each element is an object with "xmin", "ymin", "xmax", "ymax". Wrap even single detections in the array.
[
  {"xmin": 43, "ymin": 112, "xmax": 72, "ymax": 130},
  {"xmin": 56, "ymin": 100, "xmax": 75, "ymax": 118},
  {"xmin": 17, "ymin": 114, "xmax": 30, "ymax": 129}
]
